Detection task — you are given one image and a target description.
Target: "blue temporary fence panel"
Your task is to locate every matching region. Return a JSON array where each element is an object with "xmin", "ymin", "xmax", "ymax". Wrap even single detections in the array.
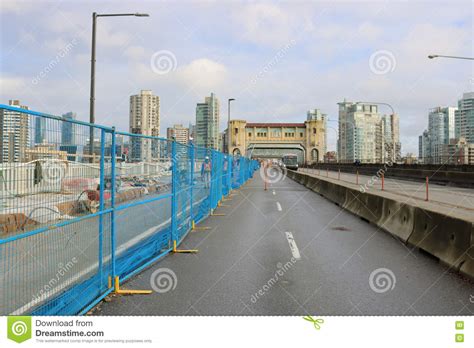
[{"xmin": 0, "ymin": 104, "xmax": 258, "ymax": 315}]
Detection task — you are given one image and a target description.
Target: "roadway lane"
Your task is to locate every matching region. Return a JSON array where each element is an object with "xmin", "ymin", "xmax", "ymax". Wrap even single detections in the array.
[{"xmin": 94, "ymin": 168, "xmax": 474, "ymax": 316}]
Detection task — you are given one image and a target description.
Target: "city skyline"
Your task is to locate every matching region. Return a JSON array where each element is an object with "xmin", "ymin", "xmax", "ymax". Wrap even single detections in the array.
[
  {"xmin": 418, "ymin": 92, "xmax": 474, "ymax": 164},
  {"xmin": 1, "ymin": 1, "xmax": 472, "ymax": 155},
  {"xmin": 3, "ymin": 91, "xmax": 473, "ymax": 158}
]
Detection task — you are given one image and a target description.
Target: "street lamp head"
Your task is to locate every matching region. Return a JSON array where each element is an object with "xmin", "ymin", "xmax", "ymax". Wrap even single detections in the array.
[
  {"xmin": 96, "ymin": 12, "xmax": 150, "ymax": 17},
  {"xmin": 229, "ymin": 98, "xmax": 235, "ymax": 102},
  {"xmin": 428, "ymin": 55, "xmax": 438, "ymax": 59}
]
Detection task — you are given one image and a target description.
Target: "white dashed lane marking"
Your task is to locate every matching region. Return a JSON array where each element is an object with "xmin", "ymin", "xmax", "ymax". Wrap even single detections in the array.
[{"xmin": 285, "ymin": 232, "xmax": 301, "ymax": 260}]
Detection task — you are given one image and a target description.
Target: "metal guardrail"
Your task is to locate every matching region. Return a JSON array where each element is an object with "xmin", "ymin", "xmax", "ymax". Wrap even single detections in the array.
[
  {"xmin": 302, "ymin": 162, "xmax": 474, "ymax": 188},
  {"xmin": 0, "ymin": 104, "xmax": 259, "ymax": 315},
  {"xmin": 305, "ymin": 161, "xmax": 474, "ymax": 171}
]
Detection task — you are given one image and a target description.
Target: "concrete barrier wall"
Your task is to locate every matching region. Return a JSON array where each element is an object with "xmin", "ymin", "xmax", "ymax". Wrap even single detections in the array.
[{"xmin": 287, "ymin": 170, "xmax": 474, "ymax": 279}]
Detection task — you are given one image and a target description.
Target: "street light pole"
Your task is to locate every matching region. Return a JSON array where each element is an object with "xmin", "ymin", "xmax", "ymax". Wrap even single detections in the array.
[
  {"xmin": 227, "ymin": 98, "xmax": 235, "ymax": 154},
  {"xmin": 428, "ymin": 54, "xmax": 474, "ymax": 60},
  {"xmin": 89, "ymin": 12, "xmax": 149, "ymax": 161}
]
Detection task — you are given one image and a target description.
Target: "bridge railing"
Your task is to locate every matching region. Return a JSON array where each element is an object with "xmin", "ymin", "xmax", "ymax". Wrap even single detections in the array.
[{"xmin": 0, "ymin": 104, "xmax": 259, "ymax": 315}]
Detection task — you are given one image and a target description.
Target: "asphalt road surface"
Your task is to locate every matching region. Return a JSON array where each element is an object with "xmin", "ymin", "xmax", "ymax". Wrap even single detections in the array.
[{"xmin": 94, "ymin": 168, "xmax": 474, "ymax": 316}]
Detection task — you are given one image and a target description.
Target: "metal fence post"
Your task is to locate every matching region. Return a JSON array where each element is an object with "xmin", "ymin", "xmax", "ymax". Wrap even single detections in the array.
[
  {"xmin": 227, "ymin": 155, "xmax": 232, "ymax": 194},
  {"xmin": 216, "ymin": 152, "xmax": 220, "ymax": 202},
  {"xmin": 240, "ymin": 157, "xmax": 244, "ymax": 186},
  {"xmin": 98, "ymin": 128, "xmax": 105, "ymax": 287},
  {"xmin": 171, "ymin": 140, "xmax": 178, "ymax": 243},
  {"xmin": 210, "ymin": 150, "xmax": 216, "ymax": 210},
  {"xmin": 218, "ymin": 152, "xmax": 223, "ymax": 200},
  {"xmin": 246, "ymin": 159, "xmax": 249, "ymax": 181},
  {"xmin": 110, "ymin": 127, "xmax": 117, "ymax": 279},
  {"xmin": 189, "ymin": 143, "xmax": 195, "ymax": 224},
  {"xmin": 425, "ymin": 176, "xmax": 429, "ymax": 201}
]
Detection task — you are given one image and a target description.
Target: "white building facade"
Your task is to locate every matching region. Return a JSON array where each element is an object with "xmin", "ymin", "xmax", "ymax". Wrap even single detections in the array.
[
  {"xmin": 0, "ymin": 100, "xmax": 30, "ymax": 163},
  {"xmin": 129, "ymin": 90, "xmax": 160, "ymax": 161},
  {"xmin": 338, "ymin": 101, "xmax": 397, "ymax": 163}
]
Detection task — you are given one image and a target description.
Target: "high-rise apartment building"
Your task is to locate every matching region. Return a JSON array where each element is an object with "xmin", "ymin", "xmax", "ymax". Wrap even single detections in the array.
[
  {"xmin": 129, "ymin": 90, "xmax": 160, "ymax": 161},
  {"xmin": 0, "ymin": 100, "xmax": 30, "ymax": 163},
  {"xmin": 337, "ymin": 101, "xmax": 386, "ymax": 163},
  {"xmin": 337, "ymin": 100, "xmax": 352, "ymax": 162},
  {"xmin": 418, "ymin": 130, "xmax": 430, "ymax": 163},
  {"xmin": 428, "ymin": 107, "xmax": 447, "ymax": 163},
  {"xmin": 61, "ymin": 112, "xmax": 76, "ymax": 145},
  {"xmin": 381, "ymin": 113, "xmax": 401, "ymax": 162},
  {"xmin": 455, "ymin": 92, "xmax": 474, "ymax": 143},
  {"xmin": 195, "ymin": 93, "xmax": 220, "ymax": 150},
  {"xmin": 418, "ymin": 106, "xmax": 458, "ymax": 164},
  {"xmin": 35, "ymin": 117, "xmax": 45, "ymax": 144},
  {"xmin": 59, "ymin": 112, "xmax": 77, "ymax": 161},
  {"xmin": 167, "ymin": 124, "xmax": 189, "ymax": 145}
]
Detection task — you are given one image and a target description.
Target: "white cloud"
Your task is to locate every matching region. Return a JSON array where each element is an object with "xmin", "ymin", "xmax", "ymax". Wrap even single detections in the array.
[
  {"xmin": 233, "ymin": 3, "xmax": 294, "ymax": 48},
  {"xmin": 176, "ymin": 58, "xmax": 228, "ymax": 92},
  {"xmin": 0, "ymin": 77, "xmax": 27, "ymax": 96},
  {"xmin": 43, "ymin": 10, "xmax": 87, "ymax": 35},
  {"xmin": 0, "ymin": 0, "xmax": 37, "ymax": 14},
  {"xmin": 95, "ymin": 22, "xmax": 133, "ymax": 49},
  {"xmin": 124, "ymin": 45, "xmax": 147, "ymax": 61},
  {"xmin": 357, "ymin": 22, "xmax": 382, "ymax": 42},
  {"xmin": 43, "ymin": 37, "xmax": 74, "ymax": 53}
]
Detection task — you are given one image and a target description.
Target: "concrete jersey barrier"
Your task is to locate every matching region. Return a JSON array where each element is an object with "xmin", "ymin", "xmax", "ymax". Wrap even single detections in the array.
[{"xmin": 287, "ymin": 170, "xmax": 474, "ymax": 279}]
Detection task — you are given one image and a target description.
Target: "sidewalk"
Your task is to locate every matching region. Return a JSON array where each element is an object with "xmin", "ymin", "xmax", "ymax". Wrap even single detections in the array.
[{"xmin": 299, "ymin": 168, "xmax": 474, "ymax": 222}]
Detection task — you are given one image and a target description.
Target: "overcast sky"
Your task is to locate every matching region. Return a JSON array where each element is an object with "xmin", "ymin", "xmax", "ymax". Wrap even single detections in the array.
[{"xmin": 1, "ymin": 0, "xmax": 473, "ymax": 154}]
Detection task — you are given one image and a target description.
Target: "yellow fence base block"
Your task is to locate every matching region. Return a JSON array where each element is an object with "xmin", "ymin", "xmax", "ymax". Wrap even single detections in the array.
[
  {"xmin": 114, "ymin": 276, "xmax": 152, "ymax": 295},
  {"xmin": 210, "ymin": 209, "xmax": 226, "ymax": 216},
  {"xmin": 173, "ymin": 240, "xmax": 198, "ymax": 253},
  {"xmin": 192, "ymin": 220, "xmax": 211, "ymax": 231},
  {"xmin": 218, "ymin": 197, "xmax": 231, "ymax": 207}
]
